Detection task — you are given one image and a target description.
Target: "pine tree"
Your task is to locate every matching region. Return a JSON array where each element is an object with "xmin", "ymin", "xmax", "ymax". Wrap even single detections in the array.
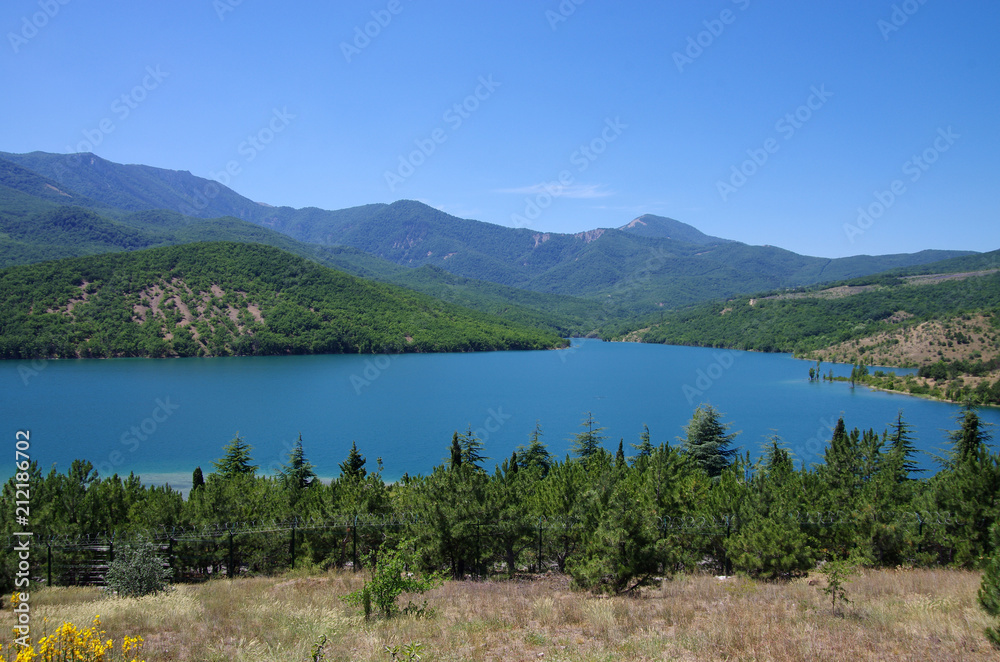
[
  {"xmin": 631, "ymin": 424, "xmax": 654, "ymax": 463},
  {"xmin": 886, "ymin": 410, "xmax": 921, "ymax": 480},
  {"xmin": 570, "ymin": 411, "xmax": 606, "ymax": 462},
  {"xmin": 212, "ymin": 434, "xmax": 257, "ymax": 478},
  {"xmin": 567, "ymin": 464, "xmax": 660, "ymax": 594},
  {"xmin": 948, "ymin": 403, "xmax": 994, "ymax": 464},
  {"xmin": 928, "ymin": 404, "xmax": 1000, "ymax": 566},
  {"xmin": 727, "ymin": 437, "xmax": 814, "ymax": 580},
  {"xmin": 615, "ymin": 439, "xmax": 626, "ymax": 468},
  {"xmin": 458, "ymin": 426, "xmax": 488, "ymax": 470},
  {"xmin": 818, "ymin": 418, "xmax": 862, "ymax": 502},
  {"xmin": 338, "ymin": 440, "xmax": 367, "ymax": 480},
  {"xmin": 679, "ymin": 404, "xmax": 738, "ymax": 478},
  {"xmin": 282, "ymin": 434, "xmax": 318, "ymax": 489},
  {"xmin": 449, "ymin": 431, "xmax": 463, "ymax": 470},
  {"xmin": 517, "ymin": 421, "xmax": 554, "ymax": 476}
]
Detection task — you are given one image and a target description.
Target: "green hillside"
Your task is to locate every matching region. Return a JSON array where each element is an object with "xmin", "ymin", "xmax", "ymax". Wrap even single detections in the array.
[
  {"xmin": 618, "ymin": 269, "xmax": 1000, "ymax": 356},
  {"xmin": 0, "ymin": 242, "xmax": 567, "ymax": 359},
  {"xmin": 2, "ymin": 152, "xmax": 977, "ymax": 314}
]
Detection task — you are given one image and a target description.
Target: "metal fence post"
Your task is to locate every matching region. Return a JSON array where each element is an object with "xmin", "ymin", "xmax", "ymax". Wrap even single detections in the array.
[
  {"xmin": 537, "ymin": 517, "xmax": 543, "ymax": 574},
  {"xmin": 352, "ymin": 515, "xmax": 359, "ymax": 571},
  {"xmin": 228, "ymin": 529, "xmax": 235, "ymax": 579}
]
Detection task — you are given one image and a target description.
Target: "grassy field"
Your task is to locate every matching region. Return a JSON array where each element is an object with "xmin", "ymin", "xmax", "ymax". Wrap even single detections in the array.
[{"xmin": 2, "ymin": 568, "xmax": 996, "ymax": 661}]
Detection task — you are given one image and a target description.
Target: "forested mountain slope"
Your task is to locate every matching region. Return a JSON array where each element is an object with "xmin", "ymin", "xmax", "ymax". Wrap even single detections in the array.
[
  {"xmin": 0, "ymin": 242, "xmax": 567, "ymax": 359},
  {"xmin": 0, "ymin": 152, "xmax": 976, "ymax": 314}
]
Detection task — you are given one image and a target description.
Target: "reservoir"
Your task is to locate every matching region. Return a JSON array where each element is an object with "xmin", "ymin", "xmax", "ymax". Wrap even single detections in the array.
[{"xmin": 2, "ymin": 339, "xmax": 996, "ymax": 490}]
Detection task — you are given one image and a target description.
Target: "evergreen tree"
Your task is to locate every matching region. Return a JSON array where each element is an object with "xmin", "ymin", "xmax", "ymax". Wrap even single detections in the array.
[
  {"xmin": 487, "ymin": 456, "xmax": 535, "ymax": 577},
  {"xmin": 408, "ymin": 463, "xmax": 488, "ymax": 579},
  {"xmin": 570, "ymin": 411, "xmax": 606, "ymax": 462},
  {"xmin": 948, "ymin": 403, "xmax": 994, "ymax": 464},
  {"xmin": 979, "ymin": 523, "xmax": 1000, "ymax": 648},
  {"xmin": 567, "ymin": 460, "xmax": 660, "ymax": 594},
  {"xmin": 212, "ymin": 434, "xmax": 258, "ymax": 478},
  {"xmin": 458, "ymin": 426, "xmax": 488, "ymax": 471},
  {"xmin": 516, "ymin": 421, "xmax": 554, "ymax": 476},
  {"xmin": 449, "ymin": 431, "xmax": 463, "ymax": 470},
  {"xmin": 725, "ymin": 442, "xmax": 815, "ymax": 579},
  {"xmin": 926, "ymin": 405, "xmax": 1000, "ymax": 566},
  {"xmin": 191, "ymin": 466, "xmax": 205, "ymax": 491},
  {"xmin": 818, "ymin": 418, "xmax": 862, "ymax": 502},
  {"xmin": 338, "ymin": 440, "xmax": 367, "ymax": 480},
  {"xmin": 535, "ymin": 459, "xmax": 590, "ymax": 571},
  {"xmin": 679, "ymin": 404, "xmax": 738, "ymax": 478},
  {"xmin": 886, "ymin": 410, "xmax": 921, "ymax": 480},
  {"xmin": 281, "ymin": 434, "xmax": 317, "ymax": 489},
  {"xmin": 630, "ymin": 424, "xmax": 655, "ymax": 463},
  {"xmin": 615, "ymin": 439, "xmax": 626, "ymax": 468}
]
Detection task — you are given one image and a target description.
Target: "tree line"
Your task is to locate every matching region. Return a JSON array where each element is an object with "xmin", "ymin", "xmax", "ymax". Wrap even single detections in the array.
[{"xmin": 2, "ymin": 404, "xmax": 998, "ymax": 595}]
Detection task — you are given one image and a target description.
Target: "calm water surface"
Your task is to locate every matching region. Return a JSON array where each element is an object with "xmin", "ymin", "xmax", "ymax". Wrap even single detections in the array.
[{"xmin": 3, "ymin": 340, "xmax": 997, "ymax": 489}]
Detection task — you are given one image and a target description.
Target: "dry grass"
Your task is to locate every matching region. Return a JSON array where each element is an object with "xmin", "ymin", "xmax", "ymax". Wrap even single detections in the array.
[
  {"xmin": 2, "ymin": 567, "xmax": 997, "ymax": 661},
  {"xmin": 810, "ymin": 313, "xmax": 999, "ymax": 369}
]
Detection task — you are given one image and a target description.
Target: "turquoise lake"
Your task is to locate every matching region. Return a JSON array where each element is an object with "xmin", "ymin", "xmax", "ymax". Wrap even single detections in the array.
[{"xmin": 3, "ymin": 339, "xmax": 998, "ymax": 490}]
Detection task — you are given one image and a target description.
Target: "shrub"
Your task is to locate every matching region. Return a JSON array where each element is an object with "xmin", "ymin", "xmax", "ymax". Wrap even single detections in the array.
[
  {"xmin": 104, "ymin": 542, "xmax": 173, "ymax": 598},
  {"xmin": 4, "ymin": 615, "xmax": 144, "ymax": 661},
  {"xmin": 342, "ymin": 545, "xmax": 442, "ymax": 619}
]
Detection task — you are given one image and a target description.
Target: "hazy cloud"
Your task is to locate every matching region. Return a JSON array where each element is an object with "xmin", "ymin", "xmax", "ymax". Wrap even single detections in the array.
[{"xmin": 496, "ymin": 183, "xmax": 614, "ymax": 199}]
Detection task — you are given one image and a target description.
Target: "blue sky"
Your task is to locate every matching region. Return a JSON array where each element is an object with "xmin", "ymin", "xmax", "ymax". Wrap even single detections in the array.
[{"xmin": 3, "ymin": 0, "xmax": 998, "ymax": 258}]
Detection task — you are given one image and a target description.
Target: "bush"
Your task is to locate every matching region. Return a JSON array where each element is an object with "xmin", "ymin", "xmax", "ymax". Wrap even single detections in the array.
[
  {"xmin": 104, "ymin": 542, "xmax": 173, "ymax": 598},
  {"xmin": 342, "ymin": 544, "xmax": 442, "ymax": 619}
]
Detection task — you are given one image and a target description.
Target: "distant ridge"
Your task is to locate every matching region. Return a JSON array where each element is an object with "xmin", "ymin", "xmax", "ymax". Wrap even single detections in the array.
[
  {"xmin": 0, "ymin": 150, "xmax": 982, "ymax": 319},
  {"xmin": 618, "ymin": 214, "xmax": 731, "ymax": 246}
]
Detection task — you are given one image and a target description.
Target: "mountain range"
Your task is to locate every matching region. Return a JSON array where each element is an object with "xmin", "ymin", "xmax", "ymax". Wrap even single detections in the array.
[{"xmin": 0, "ymin": 150, "xmax": 985, "ymax": 336}]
